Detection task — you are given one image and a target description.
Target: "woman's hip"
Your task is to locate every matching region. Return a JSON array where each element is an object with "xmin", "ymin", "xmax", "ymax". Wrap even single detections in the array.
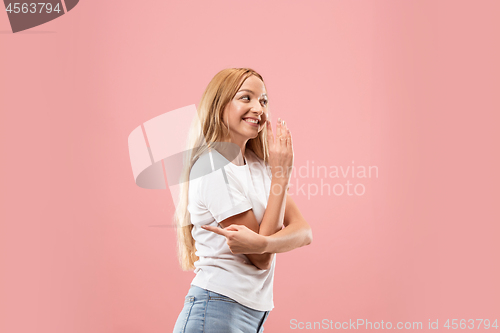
[{"xmin": 173, "ymin": 285, "xmax": 270, "ymax": 333}]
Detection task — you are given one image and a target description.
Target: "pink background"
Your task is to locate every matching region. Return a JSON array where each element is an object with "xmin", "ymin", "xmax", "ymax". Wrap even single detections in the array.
[{"xmin": 1, "ymin": 1, "xmax": 499, "ymax": 332}]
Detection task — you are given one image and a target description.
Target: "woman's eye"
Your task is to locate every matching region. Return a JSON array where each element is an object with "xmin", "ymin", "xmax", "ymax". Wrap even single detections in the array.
[{"xmin": 240, "ymin": 95, "xmax": 267, "ymax": 106}]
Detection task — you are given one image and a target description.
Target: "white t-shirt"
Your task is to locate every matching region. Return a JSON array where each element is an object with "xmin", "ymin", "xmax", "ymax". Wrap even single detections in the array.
[{"xmin": 187, "ymin": 148, "xmax": 275, "ymax": 311}]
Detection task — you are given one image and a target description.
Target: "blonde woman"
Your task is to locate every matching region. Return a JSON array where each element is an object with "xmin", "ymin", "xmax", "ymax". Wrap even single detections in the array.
[{"xmin": 173, "ymin": 68, "xmax": 312, "ymax": 333}]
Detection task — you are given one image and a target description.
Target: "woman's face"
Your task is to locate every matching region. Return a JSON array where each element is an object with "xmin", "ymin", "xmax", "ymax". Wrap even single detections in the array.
[{"xmin": 222, "ymin": 75, "xmax": 269, "ymax": 144}]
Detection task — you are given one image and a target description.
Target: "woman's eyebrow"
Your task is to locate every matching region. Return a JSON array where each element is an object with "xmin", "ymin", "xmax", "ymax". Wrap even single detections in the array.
[{"xmin": 237, "ymin": 89, "xmax": 268, "ymax": 98}]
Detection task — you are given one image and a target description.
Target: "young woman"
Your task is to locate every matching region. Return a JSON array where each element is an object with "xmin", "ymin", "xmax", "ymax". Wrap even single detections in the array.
[{"xmin": 173, "ymin": 68, "xmax": 312, "ymax": 333}]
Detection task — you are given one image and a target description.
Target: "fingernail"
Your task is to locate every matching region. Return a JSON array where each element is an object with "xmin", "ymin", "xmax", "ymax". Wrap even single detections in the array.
[{"xmin": 278, "ymin": 117, "xmax": 281, "ymax": 122}]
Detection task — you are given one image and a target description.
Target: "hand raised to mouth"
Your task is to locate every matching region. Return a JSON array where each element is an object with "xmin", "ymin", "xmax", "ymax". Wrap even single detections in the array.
[{"xmin": 266, "ymin": 118, "xmax": 294, "ymax": 183}]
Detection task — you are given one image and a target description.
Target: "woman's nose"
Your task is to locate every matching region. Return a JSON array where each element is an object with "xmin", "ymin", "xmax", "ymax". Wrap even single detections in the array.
[{"xmin": 252, "ymin": 103, "xmax": 264, "ymax": 115}]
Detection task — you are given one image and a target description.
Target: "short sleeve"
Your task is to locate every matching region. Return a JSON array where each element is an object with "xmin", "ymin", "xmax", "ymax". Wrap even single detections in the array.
[
  {"xmin": 203, "ymin": 168, "xmax": 252, "ymax": 223},
  {"xmin": 188, "ymin": 154, "xmax": 252, "ymax": 226}
]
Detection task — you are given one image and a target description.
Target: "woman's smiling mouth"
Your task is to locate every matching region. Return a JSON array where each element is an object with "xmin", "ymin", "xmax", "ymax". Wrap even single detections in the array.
[{"xmin": 243, "ymin": 117, "xmax": 259, "ymax": 127}]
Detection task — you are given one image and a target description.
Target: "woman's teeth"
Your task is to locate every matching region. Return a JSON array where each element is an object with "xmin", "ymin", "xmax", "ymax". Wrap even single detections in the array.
[{"xmin": 244, "ymin": 119, "xmax": 258, "ymax": 124}]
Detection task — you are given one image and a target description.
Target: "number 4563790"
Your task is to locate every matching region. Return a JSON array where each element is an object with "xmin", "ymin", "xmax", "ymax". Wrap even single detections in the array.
[{"xmin": 6, "ymin": 3, "xmax": 62, "ymax": 14}]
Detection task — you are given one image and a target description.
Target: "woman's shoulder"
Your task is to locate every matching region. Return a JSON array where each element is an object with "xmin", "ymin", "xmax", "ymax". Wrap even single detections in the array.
[
  {"xmin": 189, "ymin": 152, "xmax": 212, "ymax": 181},
  {"xmin": 189, "ymin": 149, "xmax": 235, "ymax": 182}
]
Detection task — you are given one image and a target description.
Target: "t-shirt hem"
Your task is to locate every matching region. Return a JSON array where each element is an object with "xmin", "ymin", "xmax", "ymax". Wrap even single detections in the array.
[{"xmin": 191, "ymin": 279, "xmax": 274, "ymax": 312}]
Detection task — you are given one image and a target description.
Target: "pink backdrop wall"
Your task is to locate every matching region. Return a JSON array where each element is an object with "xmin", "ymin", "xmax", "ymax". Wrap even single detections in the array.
[{"xmin": 1, "ymin": 1, "xmax": 499, "ymax": 332}]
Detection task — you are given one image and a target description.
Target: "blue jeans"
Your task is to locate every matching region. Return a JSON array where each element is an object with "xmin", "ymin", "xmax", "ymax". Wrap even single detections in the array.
[{"xmin": 173, "ymin": 285, "xmax": 270, "ymax": 333}]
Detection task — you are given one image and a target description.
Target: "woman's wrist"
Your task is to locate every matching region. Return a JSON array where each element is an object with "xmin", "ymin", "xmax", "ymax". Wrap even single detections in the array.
[
  {"xmin": 260, "ymin": 235, "xmax": 270, "ymax": 254},
  {"xmin": 270, "ymin": 177, "xmax": 289, "ymax": 195}
]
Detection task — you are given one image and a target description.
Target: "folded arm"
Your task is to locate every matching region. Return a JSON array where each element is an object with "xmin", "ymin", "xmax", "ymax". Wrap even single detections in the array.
[{"xmin": 208, "ymin": 184, "xmax": 312, "ymax": 270}]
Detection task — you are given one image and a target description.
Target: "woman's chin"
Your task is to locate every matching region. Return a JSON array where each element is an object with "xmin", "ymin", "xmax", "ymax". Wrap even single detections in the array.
[
  {"xmin": 239, "ymin": 126, "xmax": 259, "ymax": 136},
  {"xmin": 247, "ymin": 130, "xmax": 260, "ymax": 139}
]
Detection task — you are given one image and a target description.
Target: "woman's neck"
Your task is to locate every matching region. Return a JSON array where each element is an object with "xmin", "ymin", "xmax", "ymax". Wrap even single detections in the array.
[{"xmin": 212, "ymin": 140, "xmax": 246, "ymax": 166}]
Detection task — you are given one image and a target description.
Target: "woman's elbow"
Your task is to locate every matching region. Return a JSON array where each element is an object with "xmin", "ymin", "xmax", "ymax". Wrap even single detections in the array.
[
  {"xmin": 256, "ymin": 258, "xmax": 272, "ymax": 270},
  {"xmin": 261, "ymin": 261, "xmax": 272, "ymax": 270},
  {"xmin": 249, "ymin": 254, "xmax": 273, "ymax": 270},
  {"xmin": 304, "ymin": 225, "xmax": 313, "ymax": 246}
]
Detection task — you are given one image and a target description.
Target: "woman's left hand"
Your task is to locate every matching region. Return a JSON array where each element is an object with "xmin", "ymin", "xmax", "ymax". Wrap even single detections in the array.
[{"xmin": 201, "ymin": 224, "xmax": 267, "ymax": 254}]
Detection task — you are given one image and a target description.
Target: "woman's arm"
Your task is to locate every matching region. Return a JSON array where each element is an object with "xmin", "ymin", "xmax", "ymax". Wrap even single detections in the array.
[
  {"xmin": 216, "ymin": 176, "xmax": 288, "ymax": 269},
  {"xmin": 262, "ymin": 193, "xmax": 312, "ymax": 253},
  {"xmin": 257, "ymin": 177, "xmax": 288, "ymax": 235},
  {"xmin": 203, "ymin": 193, "xmax": 313, "ymax": 269},
  {"xmin": 241, "ymin": 193, "xmax": 312, "ymax": 268}
]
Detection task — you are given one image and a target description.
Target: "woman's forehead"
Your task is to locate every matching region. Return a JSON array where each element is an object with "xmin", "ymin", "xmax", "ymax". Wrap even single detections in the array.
[{"xmin": 239, "ymin": 76, "xmax": 267, "ymax": 95}]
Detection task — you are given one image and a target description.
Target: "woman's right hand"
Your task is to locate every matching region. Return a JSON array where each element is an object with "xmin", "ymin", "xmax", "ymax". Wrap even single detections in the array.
[{"xmin": 266, "ymin": 118, "xmax": 294, "ymax": 183}]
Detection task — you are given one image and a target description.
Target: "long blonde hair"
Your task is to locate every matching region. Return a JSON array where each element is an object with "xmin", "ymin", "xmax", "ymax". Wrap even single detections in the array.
[{"xmin": 174, "ymin": 68, "xmax": 270, "ymax": 271}]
